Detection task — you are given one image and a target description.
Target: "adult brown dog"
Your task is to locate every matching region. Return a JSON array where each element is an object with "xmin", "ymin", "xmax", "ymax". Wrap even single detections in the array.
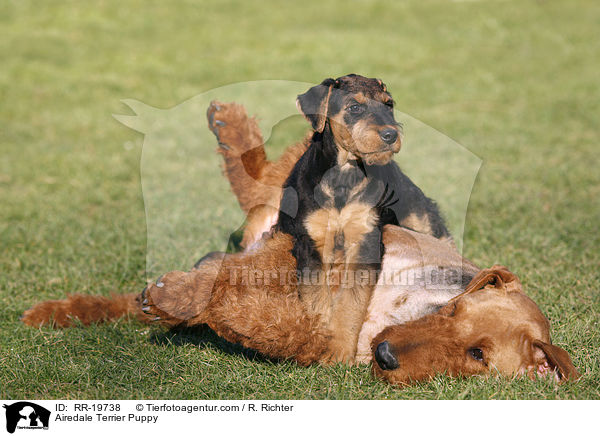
[
  {"xmin": 202, "ymin": 97, "xmax": 581, "ymax": 383},
  {"xmin": 21, "ymin": 78, "xmax": 580, "ymax": 385}
]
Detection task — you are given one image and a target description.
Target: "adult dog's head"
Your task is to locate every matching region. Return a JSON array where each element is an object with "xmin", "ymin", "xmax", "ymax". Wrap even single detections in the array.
[
  {"xmin": 297, "ymin": 74, "xmax": 402, "ymax": 165},
  {"xmin": 371, "ymin": 265, "xmax": 580, "ymax": 386}
]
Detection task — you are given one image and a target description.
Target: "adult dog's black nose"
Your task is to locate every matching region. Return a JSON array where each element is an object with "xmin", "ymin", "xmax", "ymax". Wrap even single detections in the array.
[
  {"xmin": 379, "ymin": 128, "xmax": 398, "ymax": 145},
  {"xmin": 375, "ymin": 341, "xmax": 399, "ymax": 370}
]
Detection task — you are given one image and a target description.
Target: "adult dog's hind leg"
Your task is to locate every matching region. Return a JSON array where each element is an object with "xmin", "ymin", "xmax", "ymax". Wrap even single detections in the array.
[
  {"xmin": 207, "ymin": 101, "xmax": 268, "ymax": 214},
  {"xmin": 142, "ymin": 232, "xmax": 332, "ymax": 365},
  {"xmin": 207, "ymin": 101, "xmax": 310, "ymax": 249}
]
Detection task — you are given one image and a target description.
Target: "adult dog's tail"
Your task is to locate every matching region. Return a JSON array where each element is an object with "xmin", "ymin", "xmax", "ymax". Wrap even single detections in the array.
[{"xmin": 21, "ymin": 293, "xmax": 148, "ymax": 328}]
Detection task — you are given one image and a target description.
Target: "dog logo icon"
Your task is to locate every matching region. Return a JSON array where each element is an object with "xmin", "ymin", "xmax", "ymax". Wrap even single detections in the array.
[{"xmin": 2, "ymin": 402, "xmax": 50, "ymax": 434}]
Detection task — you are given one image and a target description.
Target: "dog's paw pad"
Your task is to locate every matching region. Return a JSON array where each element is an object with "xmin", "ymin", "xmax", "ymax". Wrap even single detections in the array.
[
  {"xmin": 206, "ymin": 100, "xmax": 256, "ymax": 153},
  {"xmin": 140, "ymin": 279, "xmax": 184, "ymax": 327},
  {"xmin": 206, "ymin": 101, "xmax": 227, "ymax": 137}
]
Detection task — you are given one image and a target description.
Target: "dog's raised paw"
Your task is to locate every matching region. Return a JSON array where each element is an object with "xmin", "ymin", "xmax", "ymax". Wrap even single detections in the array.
[{"xmin": 206, "ymin": 100, "xmax": 257, "ymax": 154}]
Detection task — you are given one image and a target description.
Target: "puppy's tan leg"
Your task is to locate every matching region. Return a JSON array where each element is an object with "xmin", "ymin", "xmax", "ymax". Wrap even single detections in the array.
[
  {"xmin": 296, "ymin": 265, "xmax": 375, "ymax": 364},
  {"xmin": 328, "ymin": 286, "xmax": 373, "ymax": 364},
  {"xmin": 142, "ymin": 233, "xmax": 332, "ymax": 366}
]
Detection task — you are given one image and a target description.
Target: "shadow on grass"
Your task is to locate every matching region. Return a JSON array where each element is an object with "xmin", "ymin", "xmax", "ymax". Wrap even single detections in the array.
[{"xmin": 148, "ymin": 325, "xmax": 277, "ymax": 364}]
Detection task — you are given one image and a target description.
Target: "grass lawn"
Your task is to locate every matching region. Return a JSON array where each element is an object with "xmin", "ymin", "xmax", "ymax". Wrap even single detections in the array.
[{"xmin": 1, "ymin": 0, "xmax": 599, "ymax": 399}]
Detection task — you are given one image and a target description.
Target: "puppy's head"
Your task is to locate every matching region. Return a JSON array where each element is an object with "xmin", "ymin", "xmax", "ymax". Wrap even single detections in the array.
[
  {"xmin": 371, "ymin": 266, "xmax": 580, "ymax": 386},
  {"xmin": 297, "ymin": 74, "xmax": 402, "ymax": 165}
]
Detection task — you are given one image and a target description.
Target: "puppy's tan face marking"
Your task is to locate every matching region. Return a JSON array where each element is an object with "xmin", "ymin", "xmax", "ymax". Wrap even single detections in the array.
[
  {"xmin": 329, "ymin": 90, "xmax": 402, "ymax": 166},
  {"xmin": 296, "ymin": 75, "xmax": 402, "ymax": 166}
]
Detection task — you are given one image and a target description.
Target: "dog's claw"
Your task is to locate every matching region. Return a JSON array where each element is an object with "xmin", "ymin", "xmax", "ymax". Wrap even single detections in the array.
[
  {"xmin": 137, "ymin": 270, "xmax": 205, "ymax": 328},
  {"xmin": 207, "ymin": 102, "xmax": 227, "ymax": 143}
]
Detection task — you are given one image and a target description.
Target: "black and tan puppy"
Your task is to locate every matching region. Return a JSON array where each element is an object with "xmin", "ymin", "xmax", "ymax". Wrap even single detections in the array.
[{"xmin": 272, "ymin": 74, "xmax": 450, "ymax": 360}]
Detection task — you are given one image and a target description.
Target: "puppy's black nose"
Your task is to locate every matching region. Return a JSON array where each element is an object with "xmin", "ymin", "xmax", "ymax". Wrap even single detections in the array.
[
  {"xmin": 375, "ymin": 341, "xmax": 399, "ymax": 370},
  {"xmin": 379, "ymin": 128, "xmax": 398, "ymax": 145}
]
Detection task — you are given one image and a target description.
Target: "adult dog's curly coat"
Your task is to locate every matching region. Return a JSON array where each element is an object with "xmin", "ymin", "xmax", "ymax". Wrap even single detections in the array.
[
  {"xmin": 23, "ymin": 75, "xmax": 451, "ymax": 361},
  {"xmin": 21, "ymin": 76, "xmax": 580, "ymax": 385}
]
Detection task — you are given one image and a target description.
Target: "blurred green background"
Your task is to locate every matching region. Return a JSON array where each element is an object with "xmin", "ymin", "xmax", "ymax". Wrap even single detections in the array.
[{"xmin": 1, "ymin": 0, "xmax": 598, "ymax": 399}]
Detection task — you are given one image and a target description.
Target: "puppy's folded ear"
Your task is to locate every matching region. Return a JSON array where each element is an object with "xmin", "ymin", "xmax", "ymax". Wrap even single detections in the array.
[
  {"xmin": 533, "ymin": 340, "xmax": 580, "ymax": 382},
  {"xmin": 296, "ymin": 78, "xmax": 336, "ymax": 133}
]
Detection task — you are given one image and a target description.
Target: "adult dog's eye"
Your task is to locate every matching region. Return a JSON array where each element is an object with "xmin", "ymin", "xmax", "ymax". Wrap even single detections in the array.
[
  {"xmin": 468, "ymin": 348, "xmax": 484, "ymax": 361},
  {"xmin": 347, "ymin": 104, "xmax": 364, "ymax": 114}
]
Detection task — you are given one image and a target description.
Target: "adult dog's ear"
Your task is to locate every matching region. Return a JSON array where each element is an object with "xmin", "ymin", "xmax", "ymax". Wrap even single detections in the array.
[
  {"xmin": 533, "ymin": 340, "xmax": 580, "ymax": 382},
  {"xmin": 464, "ymin": 265, "xmax": 522, "ymax": 295},
  {"xmin": 445, "ymin": 265, "xmax": 522, "ymax": 306},
  {"xmin": 296, "ymin": 78, "xmax": 336, "ymax": 133}
]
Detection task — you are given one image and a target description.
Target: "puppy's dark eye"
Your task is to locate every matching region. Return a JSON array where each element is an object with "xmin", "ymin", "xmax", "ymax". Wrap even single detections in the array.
[
  {"xmin": 347, "ymin": 104, "xmax": 365, "ymax": 114},
  {"xmin": 468, "ymin": 348, "xmax": 484, "ymax": 361}
]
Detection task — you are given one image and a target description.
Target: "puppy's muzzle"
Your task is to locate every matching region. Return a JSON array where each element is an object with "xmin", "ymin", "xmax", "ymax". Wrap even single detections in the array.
[{"xmin": 379, "ymin": 128, "xmax": 398, "ymax": 145}]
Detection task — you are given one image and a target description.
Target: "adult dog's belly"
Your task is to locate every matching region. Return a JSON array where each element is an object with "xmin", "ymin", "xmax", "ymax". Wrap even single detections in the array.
[{"xmin": 355, "ymin": 226, "xmax": 480, "ymax": 362}]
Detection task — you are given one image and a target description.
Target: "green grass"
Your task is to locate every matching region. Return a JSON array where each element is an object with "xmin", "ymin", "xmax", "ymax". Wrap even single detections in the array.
[{"xmin": 1, "ymin": 0, "xmax": 599, "ymax": 399}]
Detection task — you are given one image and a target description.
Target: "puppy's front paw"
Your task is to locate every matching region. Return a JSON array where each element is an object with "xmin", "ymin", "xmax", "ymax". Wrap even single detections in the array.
[{"xmin": 141, "ymin": 271, "xmax": 209, "ymax": 327}]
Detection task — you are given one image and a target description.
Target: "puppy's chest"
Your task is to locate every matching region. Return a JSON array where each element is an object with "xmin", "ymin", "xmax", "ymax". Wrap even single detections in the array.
[{"xmin": 303, "ymin": 164, "xmax": 381, "ymax": 264}]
